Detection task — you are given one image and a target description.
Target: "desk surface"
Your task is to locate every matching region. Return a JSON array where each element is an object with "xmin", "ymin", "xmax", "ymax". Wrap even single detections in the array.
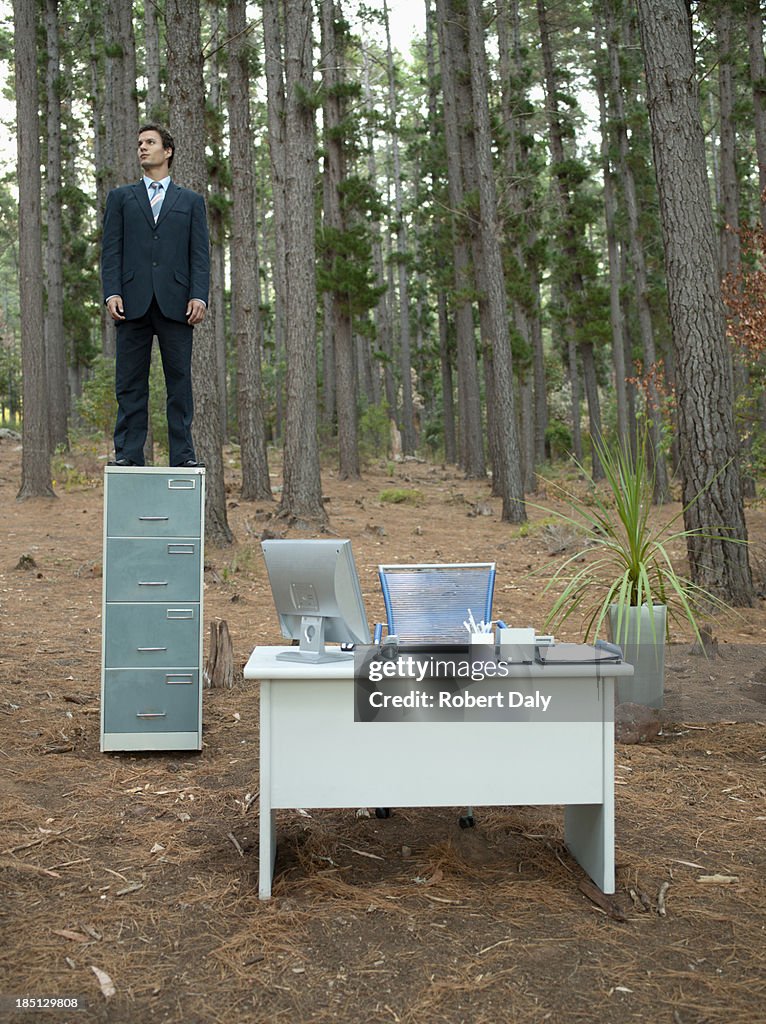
[{"xmin": 244, "ymin": 645, "xmax": 634, "ymax": 682}]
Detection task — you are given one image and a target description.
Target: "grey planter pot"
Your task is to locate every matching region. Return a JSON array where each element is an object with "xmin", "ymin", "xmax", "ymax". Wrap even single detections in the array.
[{"xmin": 608, "ymin": 604, "xmax": 666, "ymax": 709}]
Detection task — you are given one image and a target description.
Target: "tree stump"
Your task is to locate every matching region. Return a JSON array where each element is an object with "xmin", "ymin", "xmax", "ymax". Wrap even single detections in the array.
[
  {"xmin": 689, "ymin": 622, "xmax": 719, "ymax": 658},
  {"xmin": 204, "ymin": 618, "xmax": 234, "ymax": 689}
]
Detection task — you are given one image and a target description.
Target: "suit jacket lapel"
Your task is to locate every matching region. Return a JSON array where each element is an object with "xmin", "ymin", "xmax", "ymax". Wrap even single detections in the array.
[
  {"xmin": 132, "ymin": 182, "xmax": 155, "ymax": 229},
  {"xmin": 155, "ymin": 181, "xmax": 180, "ymax": 226}
]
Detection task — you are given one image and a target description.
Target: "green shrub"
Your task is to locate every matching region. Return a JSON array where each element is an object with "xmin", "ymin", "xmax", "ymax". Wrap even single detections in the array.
[{"xmin": 379, "ymin": 487, "xmax": 423, "ymax": 505}]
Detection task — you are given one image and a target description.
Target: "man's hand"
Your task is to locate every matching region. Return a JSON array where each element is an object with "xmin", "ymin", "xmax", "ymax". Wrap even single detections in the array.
[
  {"xmin": 106, "ymin": 296, "xmax": 125, "ymax": 321},
  {"xmin": 186, "ymin": 299, "xmax": 206, "ymax": 325}
]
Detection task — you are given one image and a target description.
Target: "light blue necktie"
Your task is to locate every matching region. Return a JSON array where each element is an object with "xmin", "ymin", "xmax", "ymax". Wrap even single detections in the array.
[{"xmin": 149, "ymin": 182, "xmax": 164, "ymax": 222}]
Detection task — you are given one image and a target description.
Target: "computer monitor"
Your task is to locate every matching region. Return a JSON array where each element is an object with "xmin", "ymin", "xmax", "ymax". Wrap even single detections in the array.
[{"xmin": 261, "ymin": 539, "xmax": 371, "ymax": 663}]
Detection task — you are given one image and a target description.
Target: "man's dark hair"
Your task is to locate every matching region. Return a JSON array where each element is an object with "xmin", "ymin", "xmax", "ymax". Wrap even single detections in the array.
[{"xmin": 138, "ymin": 123, "xmax": 175, "ymax": 167}]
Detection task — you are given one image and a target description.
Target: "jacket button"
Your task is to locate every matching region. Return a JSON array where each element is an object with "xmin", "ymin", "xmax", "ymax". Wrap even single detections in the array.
[{"xmin": 152, "ymin": 261, "xmax": 158, "ymax": 267}]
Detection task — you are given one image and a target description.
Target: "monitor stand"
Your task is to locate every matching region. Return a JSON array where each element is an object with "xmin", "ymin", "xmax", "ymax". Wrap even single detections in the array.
[{"xmin": 275, "ymin": 615, "xmax": 355, "ymax": 664}]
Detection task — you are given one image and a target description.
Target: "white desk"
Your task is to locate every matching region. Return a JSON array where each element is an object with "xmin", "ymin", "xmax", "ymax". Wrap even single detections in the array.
[{"xmin": 244, "ymin": 646, "xmax": 634, "ymax": 899}]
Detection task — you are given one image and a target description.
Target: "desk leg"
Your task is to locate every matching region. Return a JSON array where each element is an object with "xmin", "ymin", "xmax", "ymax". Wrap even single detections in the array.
[
  {"xmin": 564, "ymin": 677, "xmax": 615, "ymax": 894},
  {"xmin": 259, "ymin": 680, "xmax": 276, "ymax": 900},
  {"xmin": 564, "ymin": 803, "xmax": 614, "ymax": 893},
  {"xmin": 259, "ymin": 805, "xmax": 276, "ymax": 900}
]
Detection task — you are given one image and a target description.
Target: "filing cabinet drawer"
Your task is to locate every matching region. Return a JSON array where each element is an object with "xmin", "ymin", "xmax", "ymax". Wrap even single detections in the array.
[
  {"xmin": 105, "ymin": 538, "xmax": 201, "ymax": 601},
  {"xmin": 104, "ymin": 603, "xmax": 200, "ymax": 668},
  {"xmin": 103, "ymin": 668, "xmax": 200, "ymax": 733},
  {"xmin": 106, "ymin": 471, "xmax": 202, "ymax": 538}
]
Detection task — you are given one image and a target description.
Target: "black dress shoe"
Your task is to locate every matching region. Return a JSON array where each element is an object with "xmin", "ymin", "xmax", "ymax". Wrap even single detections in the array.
[
  {"xmin": 174, "ymin": 459, "xmax": 204, "ymax": 468},
  {"xmin": 108, "ymin": 458, "xmax": 138, "ymax": 467}
]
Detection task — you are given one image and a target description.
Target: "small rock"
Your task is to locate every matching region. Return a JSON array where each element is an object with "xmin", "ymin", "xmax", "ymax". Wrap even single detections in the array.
[
  {"xmin": 615, "ymin": 702, "xmax": 663, "ymax": 744},
  {"xmin": 15, "ymin": 553, "xmax": 37, "ymax": 571}
]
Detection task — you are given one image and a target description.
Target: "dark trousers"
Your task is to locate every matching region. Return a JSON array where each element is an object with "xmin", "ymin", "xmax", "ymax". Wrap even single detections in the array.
[{"xmin": 113, "ymin": 298, "xmax": 195, "ymax": 466}]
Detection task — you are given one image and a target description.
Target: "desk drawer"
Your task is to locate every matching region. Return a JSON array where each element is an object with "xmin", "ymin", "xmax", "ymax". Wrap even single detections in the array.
[
  {"xmin": 104, "ymin": 603, "xmax": 200, "ymax": 668},
  {"xmin": 103, "ymin": 668, "xmax": 199, "ymax": 733},
  {"xmin": 106, "ymin": 471, "xmax": 202, "ymax": 538},
  {"xmin": 105, "ymin": 538, "xmax": 201, "ymax": 601}
]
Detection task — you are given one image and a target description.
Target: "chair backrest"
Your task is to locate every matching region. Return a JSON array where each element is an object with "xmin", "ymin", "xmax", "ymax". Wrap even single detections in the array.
[{"xmin": 378, "ymin": 562, "xmax": 496, "ymax": 644}]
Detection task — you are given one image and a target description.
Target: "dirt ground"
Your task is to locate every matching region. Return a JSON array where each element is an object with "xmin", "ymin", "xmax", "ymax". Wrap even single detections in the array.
[{"xmin": 1, "ymin": 434, "xmax": 766, "ymax": 1024}]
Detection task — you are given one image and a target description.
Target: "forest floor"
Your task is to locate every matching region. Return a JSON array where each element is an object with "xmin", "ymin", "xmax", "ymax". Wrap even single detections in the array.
[{"xmin": 1, "ymin": 432, "xmax": 766, "ymax": 1024}]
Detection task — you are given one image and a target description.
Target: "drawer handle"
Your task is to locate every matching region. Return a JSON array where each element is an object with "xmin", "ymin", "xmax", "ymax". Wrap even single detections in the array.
[
  {"xmin": 168, "ymin": 544, "xmax": 195, "ymax": 555},
  {"xmin": 167, "ymin": 608, "xmax": 194, "ymax": 620},
  {"xmin": 168, "ymin": 479, "xmax": 196, "ymax": 489},
  {"xmin": 136, "ymin": 711, "xmax": 167, "ymax": 719},
  {"xmin": 166, "ymin": 674, "xmax": 194, "ymax": 685},
  {"xmin": 138, "ymin": 581, "xmax": 169, "ymax": 587},
  {"xmin": 137, "ymin": 646, "xmax": 168, "ymax": 652},
  {"xmin": 138, "ymin": 516, "xmax": 169, "ymax": 521}
]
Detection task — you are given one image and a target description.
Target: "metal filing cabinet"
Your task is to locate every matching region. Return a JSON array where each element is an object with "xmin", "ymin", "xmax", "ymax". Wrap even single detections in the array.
[{"xmin": 101, "ymin": 466, "xmax": 205, "ymax": 751}]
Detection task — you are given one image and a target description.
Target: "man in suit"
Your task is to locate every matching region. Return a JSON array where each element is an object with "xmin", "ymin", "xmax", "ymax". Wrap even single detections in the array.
[{"xmin": 101, "ymin": 124, "xmax": 209, "ymax": 467}]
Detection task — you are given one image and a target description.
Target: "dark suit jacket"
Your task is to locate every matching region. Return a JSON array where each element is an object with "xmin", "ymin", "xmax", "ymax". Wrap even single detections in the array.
[{"xmin": 101, "ymin": 180, "xmax": 210, "ymax": 324}]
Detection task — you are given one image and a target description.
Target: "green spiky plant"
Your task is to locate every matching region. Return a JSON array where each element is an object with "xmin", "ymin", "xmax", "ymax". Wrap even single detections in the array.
[{"xmin": 540, "ymin": 431, "xmax": 731, "ymax": 646}]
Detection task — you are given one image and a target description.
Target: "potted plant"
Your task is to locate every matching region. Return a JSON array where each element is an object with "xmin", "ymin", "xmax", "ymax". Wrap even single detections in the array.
[{"xmin": 537, "ymin": 431, "xmax": 730, "ymax": 708}]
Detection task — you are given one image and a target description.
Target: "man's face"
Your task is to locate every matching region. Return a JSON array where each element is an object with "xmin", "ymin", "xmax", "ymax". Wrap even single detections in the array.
[{"xmin": 138, "ymin": 131, "xmax": 172, "ymax": 174}]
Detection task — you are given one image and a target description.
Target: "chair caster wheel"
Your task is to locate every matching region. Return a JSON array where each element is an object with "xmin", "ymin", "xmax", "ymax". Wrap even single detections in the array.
[
  {"xmin": 459, "ymin": 815, "xmax": 475, "ymax": 829},
  {"xmin": 375, "ymin": 808, "xmax": 391, "ymax": 819}
]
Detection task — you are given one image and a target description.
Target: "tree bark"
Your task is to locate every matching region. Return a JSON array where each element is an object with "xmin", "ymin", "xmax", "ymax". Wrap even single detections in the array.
[
  {"xmin": 383, "ymin": 0, "xmax": 416, "ymax": 454},
  {"xmin": 45, "ymin": 0, "xmax": 68, "ymax": 451},
  {"xmin": 716, "ymin": 8, "xmax": 740, "ymax": 277},
  {"xmin": 206, "ymin": 21, "xmax": 229, "ymax": 446},
  {"xmin": 166, "ymin": 0, "xmax": 232, "ymax": 544},
  {"xmin": 747, "ymin": 1, "xmax": 766, "ymax": 231},
  {"xmin": 605, "ymin": 0, "xmax": 669, "ymax": 498},
  {"xmin": 15, "ymin": 0, "xmax": 55, "ymax": 499},
  {"xmin": 144, "ymin": 0, "xmax": 163, "ymax": 120},
  {"xmin": 279, "ymin": 0, "xmax": 326, "ymax": 522},
  {"xmin": 362, "ymin": 46, "xmax": 396, "ymax": 426},
  {"xmin": 467, "ymin": 0, "xmax": 525, "ymax": 523},
  {"xmin": 425, "ymin": 3, "xmax": 456, "ymax": 464},
  {"xmin": 228, "ymin": 0, "xmax": 272, "ymax": 500},
  {"xmin": 321, "ymin": 0, "xmax": 360, "ymax": 479},
  {"xmin": 537, "ymin": 0, "xmax": 601, "ymax": 478},
  {"xmin": 103, "ymin": 0, "xmax": 139, "ymax": 191},
  {"xmin": 262, "ymin": 0, "xmax": 288, "ymax": 445},
  {"xmin": 434, "ymin": 0, "xmax": 485, "ymax": 479},
  {"xmin": 498, "ymin": 0, "xmax": 547, "ymax": 476},
  {"xmin": 635, "ymin": 0, "xmax": 753, "ymax": 605}
]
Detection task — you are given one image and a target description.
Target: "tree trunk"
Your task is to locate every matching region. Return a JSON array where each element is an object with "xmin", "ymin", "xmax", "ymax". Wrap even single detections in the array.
[
  {"xmin": 144, "ymin": 0, "xmax": 163, "ymax": 120},
  {"xmin": 383, "ymin": 0, "xmax": 416, "ymax": 454},
  {"xmin": 206, "ymin": 19, "xmax": 228, "ymax": 446},
  {"xmin": 166, "ymin": 0, "xmax": 232, "ymax": 545},
  {"xmin": 321, "ymin": 0, "xmax": 359, "ymax": 480},
  {"xmin": 435, "ymin": 0, "xmax": 485, "ymax": 479},
  {"xmin": 88, "ymin": 17, "xmax": 111, "ymax": 359},
  {"xmin": 635, "ymin": 0, "xmax": 753, "ymax": 605},
  {"xmin": 362, "ymin": 46, "xmax": 396, "ymax": 427},
  {"xmin": 228, "ymin": 0, "xmax": 271, "ymax": 500},
  {"xmin": 15, "ymin": 0, "xmax": 54, "ymax": 499},
  {"xmin": 747, "ymin": 1, "xmax": 766, "ymax": 231},
  {"xmin": 425, "ymin": 4, "xmax": 456, "ymax": 465},
  {"xmin": 262, "ymin": 0, "xmax": 288, "ymax": 446},
  {"xmin": 467, "ymin": 0, "xmax": 525, "ymax": 523},
  {"xmin": 103, "ymin": 0, "xmax": 139, "ymax": 191},
  {"xmin": 537, "ymin": 0, "xmax": 601, "ymax": 478},
  {"xmin": 716, "ymin": 8, "xmax": 740, "ymax": 277},
  {"xmin": 279, "ymin": 0, "xmax": 326, "ymax": 522},
  {"xmin": 593, "ymin": 7, "xmax": 629, "ymax": 449},
  {"xmin": 498, "ymin": 0, "xmax": 547, "ymax": 474},
  {"xmin": 44, "ymin": 0, "xmax": 68, "ymax": 451}
]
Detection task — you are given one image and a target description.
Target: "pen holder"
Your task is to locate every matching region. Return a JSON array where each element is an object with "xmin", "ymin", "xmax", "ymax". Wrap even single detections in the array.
[{"xmin": 470, "ymin": 631, "xmax": 495, "ymax": 663}]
